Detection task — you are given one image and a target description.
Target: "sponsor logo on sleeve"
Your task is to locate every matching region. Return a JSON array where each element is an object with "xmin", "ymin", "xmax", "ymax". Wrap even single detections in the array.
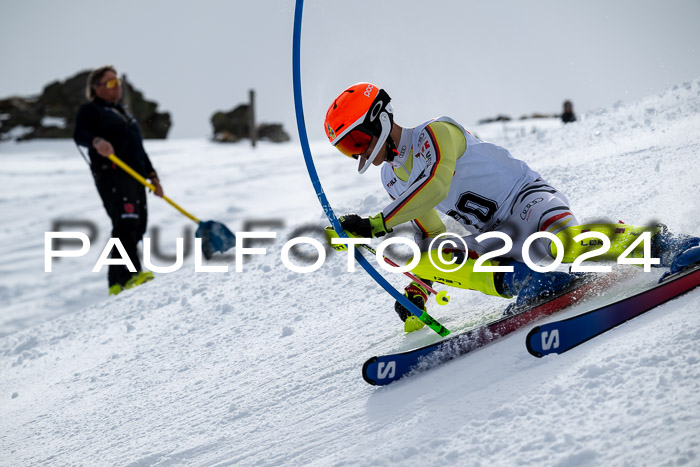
[{"xmin": 520, "ymin": 197, "xmax": 544, "ymax": 220}]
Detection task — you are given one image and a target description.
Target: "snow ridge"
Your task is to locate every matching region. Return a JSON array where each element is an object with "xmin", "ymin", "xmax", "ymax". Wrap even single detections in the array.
[{"xmin": 1, "ymin": 79, "xmax": 699, "ymax": 466}]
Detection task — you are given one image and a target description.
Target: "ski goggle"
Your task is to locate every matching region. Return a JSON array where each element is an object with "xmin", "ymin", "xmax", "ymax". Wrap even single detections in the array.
[
  {"xmin": 101, "ymin": 78, "xmax": 122, "ymax": 89},
  {"xmin": 334, "ymin": 128, "xmax": 373, "ymax": 159}
]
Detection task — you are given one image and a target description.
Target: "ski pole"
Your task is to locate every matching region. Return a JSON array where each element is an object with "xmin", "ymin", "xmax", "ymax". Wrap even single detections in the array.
[
  {"xmin": 324, "ymin": 227, "xmax": 450, "ymax": 305},
  {"xmin": 359, "ymin": 243, "xmax": 451, "ymax": 305}
]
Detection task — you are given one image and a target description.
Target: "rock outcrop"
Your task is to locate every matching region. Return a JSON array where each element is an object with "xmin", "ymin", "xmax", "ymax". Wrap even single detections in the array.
[
  {"xmin": 211, "ymin": 104, "xmax": 290, "ymax": 143},
  {"xmin": 0, "ymin": 70, "xmax": 171, "ymax": 141}
]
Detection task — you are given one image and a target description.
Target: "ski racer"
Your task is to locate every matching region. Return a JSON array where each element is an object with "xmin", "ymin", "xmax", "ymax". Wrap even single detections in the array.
[{"xmin": 323, "ymin": 82, "xmax": 700, "ymax": 332}]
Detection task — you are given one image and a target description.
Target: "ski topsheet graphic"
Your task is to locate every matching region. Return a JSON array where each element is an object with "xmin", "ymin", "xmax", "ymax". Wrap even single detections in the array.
[
  {"xmin": 362, "ymin": 264, "xmax": 700, "ymax": 386},
  {"xmin": 526, "ymin": 264, "xmax": 700, "ymax": 357},
  {"xmin": 362, "ymin": 272, "xmax": 619, "ymax": 386}
]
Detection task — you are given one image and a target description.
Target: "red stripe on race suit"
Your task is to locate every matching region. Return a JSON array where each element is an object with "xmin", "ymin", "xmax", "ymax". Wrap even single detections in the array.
[
  {"xmin": 413, "ymin": 218, "xmax": 429, "ymax": 238},
  {"xmin": 540, "ymin": 211, "xmax": 573, "ymax": 232},
  {"xmin": 385, "ymin": 125, "xmax": 442, "ymax": 224}
]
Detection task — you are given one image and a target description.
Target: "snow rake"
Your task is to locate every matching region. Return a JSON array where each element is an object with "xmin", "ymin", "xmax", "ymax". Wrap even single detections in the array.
[{"xmin": 108, "ymin": 154, "xmax": 236, "ymax": 259}]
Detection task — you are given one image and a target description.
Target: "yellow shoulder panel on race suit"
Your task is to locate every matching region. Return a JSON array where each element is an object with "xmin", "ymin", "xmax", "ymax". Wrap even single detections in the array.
[
  {"xmin": 382, "ymin": 121, "xmax": 465, "ymax": 230},
  {"xmin": 412, "ymin": 208, "xmax": 447, "ymax": 240}
]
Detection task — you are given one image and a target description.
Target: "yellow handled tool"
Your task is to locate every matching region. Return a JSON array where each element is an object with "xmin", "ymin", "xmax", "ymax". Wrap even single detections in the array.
[
  {"xmin": 108, "ymin": 154, "xmax": 200, "ymax": 223},
  {"xmin": 108, "ymin": 153, "xmax": 235, "ymax": 259}
]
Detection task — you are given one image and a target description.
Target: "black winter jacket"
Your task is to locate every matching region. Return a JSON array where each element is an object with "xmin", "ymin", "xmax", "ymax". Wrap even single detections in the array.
[{"xmin": 74, "ymin": 98, "xmax": 157, "ymax": 180}]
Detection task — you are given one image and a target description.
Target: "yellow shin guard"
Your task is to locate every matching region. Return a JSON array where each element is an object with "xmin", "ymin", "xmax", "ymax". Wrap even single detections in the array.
[
  {"xmin": 410, "ymin": 250, "xmax": 507, "ymax": 298},
  {"xmin": 552, "ymin": 223, "xmax": 661, "ymax": 262}
]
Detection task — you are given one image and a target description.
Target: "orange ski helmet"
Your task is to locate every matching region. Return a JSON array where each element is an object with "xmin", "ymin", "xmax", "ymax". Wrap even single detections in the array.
[{"xmin": 324, "ymin": 82, "xmax": 394, "ymax": 174}]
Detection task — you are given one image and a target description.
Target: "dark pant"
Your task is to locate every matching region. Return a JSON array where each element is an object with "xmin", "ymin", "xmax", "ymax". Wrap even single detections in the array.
[{"xmin": 94, "ymin": 170, "xmax": 148, "ymax": 287}]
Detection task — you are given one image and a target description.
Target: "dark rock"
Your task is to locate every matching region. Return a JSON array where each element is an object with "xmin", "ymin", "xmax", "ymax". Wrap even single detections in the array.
[
  {"xmin": 519, "ymin": 113, "xmax": 556, "ymax": 120},
  {"xmin": 0, "ymin": 97, "xmax": 42, "ymax": 140},
  {"xmin": 122, "ymin": 81, "xmax": 171, "ymax": 139},
  {"xmin": 213, "ymin": 130, "xmax": 241, "ymax": 143},
  {"xmin": 477, "ymin": 114, "xmax": 512, "ymax": 125},
  {"xmin": 211, "ymin": 104, "xmax": 250, "ymax": 142},
  {"xmin": 0, "ymin": 70, "xmax": 171, "ymax": 141},
  {"xmin": 211, "ymin": 104, "xmax": 290, "ymax": 143},
  {"xmin": 257, "ymin": 123, "xmax": 290, "ymax": 143}
]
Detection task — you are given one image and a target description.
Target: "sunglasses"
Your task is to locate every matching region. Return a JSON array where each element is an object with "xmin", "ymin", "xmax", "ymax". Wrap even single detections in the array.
[
  {"xmin": 335, "ymin": 128, "xmax": 373, "ymax": 159},
  {"xmin": 100, "ymin": 77, "xmax": 122, "ymax": 89}
]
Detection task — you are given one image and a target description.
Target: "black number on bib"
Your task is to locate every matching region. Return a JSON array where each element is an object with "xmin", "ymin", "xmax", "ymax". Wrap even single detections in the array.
[{"xmin": 448, "ymin": 192, "xmax": 498, "ymax": 226}]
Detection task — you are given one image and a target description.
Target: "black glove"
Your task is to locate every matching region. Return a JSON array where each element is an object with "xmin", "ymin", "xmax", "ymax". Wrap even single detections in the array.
[
  {"xmin": 339, "ymin": 213, "xmax": 390, "ymax": 238},
  {"xmin": 394, "ymin": 281, "xmax": 431, "ymax": 322}
]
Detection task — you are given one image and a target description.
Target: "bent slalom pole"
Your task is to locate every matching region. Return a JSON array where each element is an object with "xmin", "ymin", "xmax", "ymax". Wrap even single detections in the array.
[
  {"xmin": 292, "ymin": 1, "xmax": 448, "ymax": 337},
  {"xmin": 326, "ymin": 229, "xmax": 450, "ymax": 335},
  {"xmin": 107, "ymin": 154, "xmax": 235, "ymax": 259},
  {"xmin": 325, "ymin": 227, "xmax": 450, "ymax": 305}
]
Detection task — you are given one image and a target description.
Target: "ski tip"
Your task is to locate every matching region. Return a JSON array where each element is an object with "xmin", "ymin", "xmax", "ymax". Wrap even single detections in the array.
[
  {"xmin": 526, "ymin": 326, "xmax": 543, "ymax": 358},
  {"xmin": 362, "ymin": 356, "xmax": 378, "ymax": 386}
]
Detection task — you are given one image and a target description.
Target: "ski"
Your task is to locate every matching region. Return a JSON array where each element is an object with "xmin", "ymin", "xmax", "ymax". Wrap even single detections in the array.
[
  {"xmin": 362, "ymin": 271, "xmax": 625, "ymax": 386},
  {"xmin": 526, "ymin": 264, "xmax": 700, "ymax": 357}
]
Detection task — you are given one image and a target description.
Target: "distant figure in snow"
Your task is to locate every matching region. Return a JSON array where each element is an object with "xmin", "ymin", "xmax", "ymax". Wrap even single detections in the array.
[
  {"xmin": 561, "ymin": 100, "xmax": 577, "ymax": 123},
  {"xmin": 322, "ymin": 82, "xmax": 700, "ymax": 333},
  {"xmin": 73, "ymin": 65, "xmax": 163, "ymax": 296}
]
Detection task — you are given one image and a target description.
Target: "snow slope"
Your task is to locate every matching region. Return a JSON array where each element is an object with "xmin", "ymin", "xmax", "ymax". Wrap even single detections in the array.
[{"xmin": 1, "ymin": 80, "xmax": 699, "ymax": 466}]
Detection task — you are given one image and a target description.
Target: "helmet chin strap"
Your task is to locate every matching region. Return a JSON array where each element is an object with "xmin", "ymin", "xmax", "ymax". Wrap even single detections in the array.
[
  {"xmin": 385, "ymin": 136, "xmax": 398, "ymax": 162},
  {"xmin": 357, "ymin": 111, "xmax": 392, "ymax": 174}
]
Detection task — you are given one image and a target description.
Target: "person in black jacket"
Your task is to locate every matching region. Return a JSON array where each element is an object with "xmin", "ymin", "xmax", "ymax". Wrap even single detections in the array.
[
  {"xmin": 561, "ymin": 100, "xmax": 577, "ymax": 123},
  {"xmin": 74, "ymin": 65, "xmax": 163, "ymax": 295}
]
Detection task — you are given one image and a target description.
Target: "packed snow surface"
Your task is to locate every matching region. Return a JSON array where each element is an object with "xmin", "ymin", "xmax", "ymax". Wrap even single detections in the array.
[{"xmin": 1, "ymin": 80, "xmax": 700, "ymax": 466}]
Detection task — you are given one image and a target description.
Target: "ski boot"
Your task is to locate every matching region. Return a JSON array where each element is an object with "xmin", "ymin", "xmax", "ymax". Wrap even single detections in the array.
[
  {"xmin": 108, "ymin": 284, "xmax": 123, "ymax": 296},
  {"xmin": 652, "ymin": 224, "xmax": 700, "ymax": 274},
  {"xmin": 500, "ymin": 260, "xmax": 576, "ymax": 314},
  {"xmin": 394, "ymin": 281, "xmax": 430, "ymax": 333},
  {"xmin": 125, "ymin": 271, "xmax": 155, "ymax": 289},
  {"xmin": 652, "ymin": 225, "xmax": 700, "ymax": 281}
]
